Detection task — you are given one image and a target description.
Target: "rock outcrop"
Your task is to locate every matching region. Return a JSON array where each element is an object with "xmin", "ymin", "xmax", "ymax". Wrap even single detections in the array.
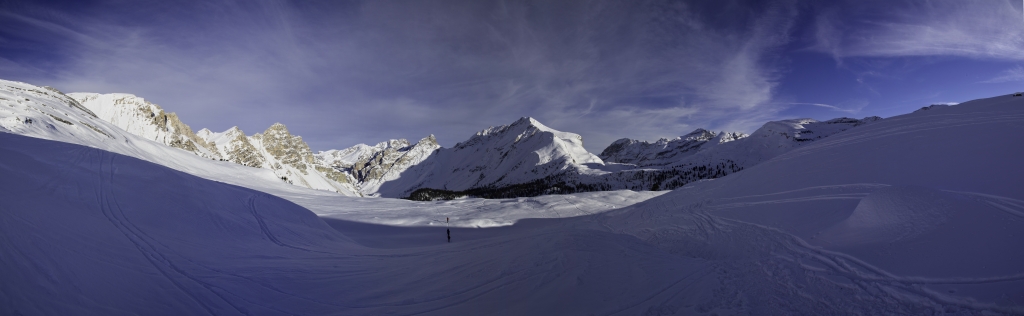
[{"xmin": 69, "ymin": 93, "xmax": 219, "ymax": 159}]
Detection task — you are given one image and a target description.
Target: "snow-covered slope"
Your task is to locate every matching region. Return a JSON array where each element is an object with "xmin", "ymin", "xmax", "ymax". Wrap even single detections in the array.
[
  {"xmin": 2, "ymin": 91, "xmax": 1021, "ymax": 314},
  {"xmin": 376, "ymin": 117, "xmax": 605, "ymax": 197},
  {"xmin": 600, "ymin": 128, "xmax": 747, "ymax": 166},
  {"xmin": 375, "ymin": 116, "xmax": 884, "ymax": 199},
  {"xmin": 0, "ymin": 133, "xmax": 360, "ymax": 315},
  {"xmin": 68, "ymin": 92, "xmax": 359, "ymax": 195},
  {"xmin": 0, "ymin": 79, "xmax": 359, "ymax": 197},
  {"xmin": 69, "ymin": 93, "xmax": 219, "ymax": 158},
  {"xmin": 591, "ymin": 94, "xmax": 1024, "ymax": 312},
  {"xmin": 674, "ymin": 116, "xmax": 883, "ymax": 168}
]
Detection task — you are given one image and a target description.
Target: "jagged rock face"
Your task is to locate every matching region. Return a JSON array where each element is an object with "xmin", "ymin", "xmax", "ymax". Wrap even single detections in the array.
[
  {"xmin": 600, "ymin": 129, "xmax": 748, "ymax": 167},
  {"xmin": 316, "ymin": 135, "xmax": 441, "ymax": 195},
  {"xmin": 197, "ymin": 127, "xmax": 265, "ymax": 168},
  {"xmin": 69, "ymin": 93, "xmax": 219, "ymax": 159},
  {"xmin": 317, "ymin": 144, "xmax": 376, "ymax": 168},
  {"xmin": 254, "ymin": 123, "xmax": 315, "ymax": 174},
  {"xmin": 198, "ymin": 124, "xmax": 358, "ymax": 194},
  {"xmin": 351, "ymin": 140, "xmax": 410, "ymax": 181},
  {"xmin": 314, "ymin": 165, "xmax": 353, "ymax": 185}
]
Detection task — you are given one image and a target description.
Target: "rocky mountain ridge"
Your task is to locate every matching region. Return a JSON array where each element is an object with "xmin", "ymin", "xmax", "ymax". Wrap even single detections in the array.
[
  {"xmin": 314, "ymin": 135, "xmax": 440, "ymax": 196},
  {"xmin": 69, "ymin": 93, "xmax": 360, "ymax": 195},
  {"xmin": 70, "ymin": 93, "xmax": 220, "ymax": 159},
  {"xmin": 400, "ymin": 115, "xmax": 885, "ymax": 200},
  {"xmin": 44, "ymin": 85, "xmax": 885, "ymax": 200},
  {"xmin": 600, "ymin": 128, "xmax": 749, "ymax": 167}
]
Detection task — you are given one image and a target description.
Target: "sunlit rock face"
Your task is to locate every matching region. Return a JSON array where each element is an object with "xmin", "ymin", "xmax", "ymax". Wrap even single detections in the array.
[
  {"xmin": 70, "ymin": 93, "xmax": 219, "ymax": 159},
  {"xmin": 254, "ymin": 123, "xmax": 315, "ymax": 173},
  {"xmin": 317, "ymin": 135, "xmax": 440, "ymax": 195},
  {"xmin": 197, "ymin": 127, "xmax": 264, "ymax": 168}
]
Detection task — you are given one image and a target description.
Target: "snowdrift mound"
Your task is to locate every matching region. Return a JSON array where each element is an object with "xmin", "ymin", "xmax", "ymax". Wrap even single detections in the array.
[
  {"xmin": 817, "ymin": 185, "xmax": 1024, "ymax": 278},
  {"xmin": 819, "ymin": 185, "xmax": 958, "ymax": 245}
]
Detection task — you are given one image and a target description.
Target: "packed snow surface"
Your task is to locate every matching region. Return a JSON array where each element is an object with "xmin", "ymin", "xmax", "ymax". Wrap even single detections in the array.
[{"xmin": 2, "ymin": 84, "xmax": 1024, "ymax": 314}]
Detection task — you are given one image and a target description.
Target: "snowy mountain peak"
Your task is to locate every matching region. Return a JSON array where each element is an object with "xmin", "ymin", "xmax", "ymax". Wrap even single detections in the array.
[
  {"xmin": 196, "ymin": 128, "xmax": 213, "ymax": 139},
  {"xmin": 514, "ymin": 116, "xmax": 541, "ymax": 126},
  {"xmin": 458, "ymin": 117, "xmax": 597, "ymax": 163},
  {"xmin": 711, "ymin": 131, "xmax": 748, "ymax": 144},
  {"xmin": 198, "ymin": 126, "xmax": 265, "ymax": 168},
  {"xmin": 254, "ymin": 123, "xmax": 314, "ymax": 169},
  {"xmin": 421, "ymin": 134, "xmax": 438, "ymax": 146},
  {"xmin": 599, "ymin": 128, "xmax": 746, "ymax": 166},
  {"xmin": 264, "ymin": 122, "xmax": 291, "ymax": 135},
  {"xmin": 376, "ymin": 117, "xmax": 604, "ymax": 197},
  {"xmin": 316, "ymin": 134, "xmax": 441, "ymax": 195},
  {"xmin": 681, "ymin": 128, "xmax": 715, "ymax": 141}
]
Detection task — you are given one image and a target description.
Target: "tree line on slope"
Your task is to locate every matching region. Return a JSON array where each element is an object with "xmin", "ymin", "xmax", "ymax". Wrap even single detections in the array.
[{"xmin": 405, "ymin": 160, "xmax": 743, "ymax": 201}]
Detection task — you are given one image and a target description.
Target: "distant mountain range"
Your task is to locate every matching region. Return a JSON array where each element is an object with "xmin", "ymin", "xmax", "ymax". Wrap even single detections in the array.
[{"xmin": 2, "ymin": 78, "xmax": 883, "ymax": 199}]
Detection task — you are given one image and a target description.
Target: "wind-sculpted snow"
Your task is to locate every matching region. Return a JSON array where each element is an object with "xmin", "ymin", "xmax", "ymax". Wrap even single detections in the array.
[{"xmin": 2, "ymin": 91, "xmax": 1024, "ymax": 314}]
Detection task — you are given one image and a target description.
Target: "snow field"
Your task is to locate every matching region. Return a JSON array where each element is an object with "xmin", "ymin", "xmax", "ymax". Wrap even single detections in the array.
[{"xmin": 1, "ymin": 78, "xmax": 1023, "ymax": 314}]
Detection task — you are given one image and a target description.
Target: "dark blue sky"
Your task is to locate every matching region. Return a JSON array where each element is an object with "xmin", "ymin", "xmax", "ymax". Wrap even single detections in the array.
[{"xmin": 2, "ymin": 0, "xmax": 1022, "ymax": 152}]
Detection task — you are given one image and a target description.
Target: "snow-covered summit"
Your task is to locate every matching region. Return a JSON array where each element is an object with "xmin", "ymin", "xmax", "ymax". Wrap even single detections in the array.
[
  {"xmin": 316, "ymin": 135, "xmax": 441, "ymax": 196},
  {"xmin": 600, "ymin": 128, "xmax": 749, "ymax": 166},
  {"xmin": 197, "ymin": 126, "xmax": 265, "ymax": 168},
  {"xmin": 376, "ymin": 117, "xmax": 608, "ymax": 197},
  {"xmin": 457, "ymin": 116, "xmax": 602, "ymax": 165}
]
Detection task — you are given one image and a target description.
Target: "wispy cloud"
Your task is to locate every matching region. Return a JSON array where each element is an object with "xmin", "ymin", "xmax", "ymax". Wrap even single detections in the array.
[
  {"xmin": 781, "ymin": 102, "xmax": 862, "ymax": 114},
  {"xmin": 811, "ymin": 0, "xmax": 1024, "ymax": 61},
  {"xmin": 1, "ymin": 0, "xmax": 803, "ymax": 152},
  {"xmin": 982, "ymin": 65, "xmax": 1024, "ymax": 83}
]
